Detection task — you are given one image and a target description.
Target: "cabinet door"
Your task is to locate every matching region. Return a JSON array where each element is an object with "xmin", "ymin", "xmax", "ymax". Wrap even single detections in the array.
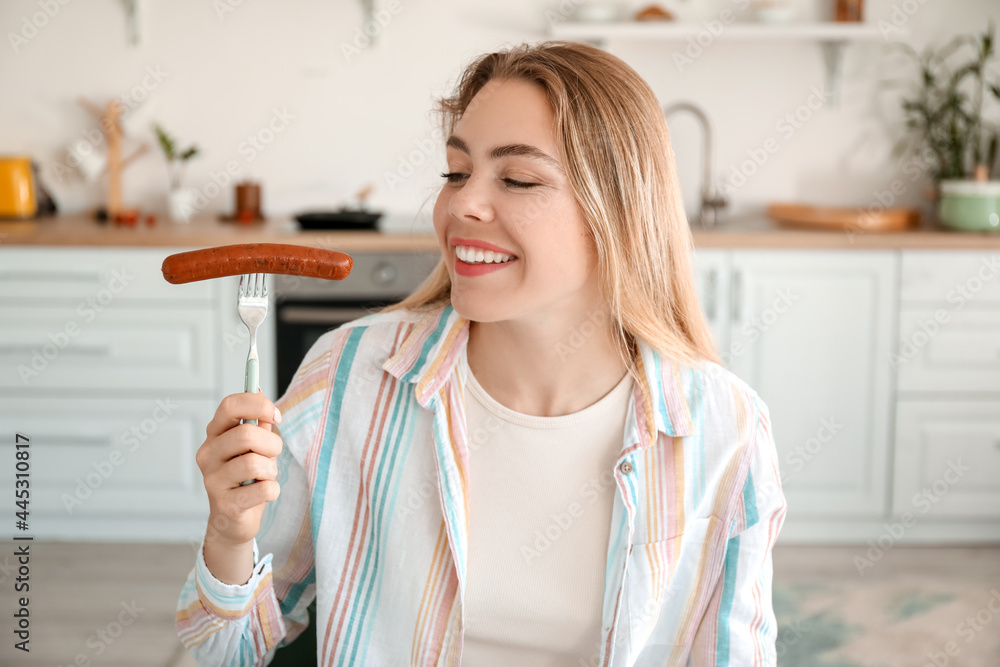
[
  {"xmin": 894, "ymin": 401, "xmax": 1000, "ymax": 519},
  {"xmin": 726, "ymin": 250, "xmax": 897, "ymax": 518},
  {"xmin": 0, "ymin": 304, "xmax": 217, "ymax": 391},
  {"xmin": 0, "ymin": 396, "xmax": 214, "ymax": 539},
  {"xmin": 0, "ymin": 246, "xmax": 215, "ymax": 302},
  {"xmin": 690, "ymin": 249, "xmax": 730, "ymax": 359},
  {"xmin": 896, "ymin": 308, "xmax": 1000, "ymax": 393}
]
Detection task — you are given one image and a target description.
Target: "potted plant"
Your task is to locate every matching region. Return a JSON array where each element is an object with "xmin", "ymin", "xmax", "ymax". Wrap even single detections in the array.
[
  {"xmin": 154, "ymin": 123, "xmax": 200, "ymax": 223},
  {"xmin": 889, "ymin": 21, "xmax": 1000, "ymax": 232}
]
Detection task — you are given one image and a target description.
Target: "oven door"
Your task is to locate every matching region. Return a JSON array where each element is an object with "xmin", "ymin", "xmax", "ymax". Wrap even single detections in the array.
[{"xmin": 275, "ymin": 299, "xmax": 396, "ymax": 397}]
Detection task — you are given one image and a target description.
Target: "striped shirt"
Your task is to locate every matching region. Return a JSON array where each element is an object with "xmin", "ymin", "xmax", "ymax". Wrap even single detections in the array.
[{"xmin": 175, "ymin": 302, "xmax": 788, "ymax": 666}]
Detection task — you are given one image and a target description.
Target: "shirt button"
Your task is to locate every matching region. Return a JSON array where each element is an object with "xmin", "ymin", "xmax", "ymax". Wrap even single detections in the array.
[{"xmin": 619, "ymin": 461, "xmax": 633, "ymax": 475}]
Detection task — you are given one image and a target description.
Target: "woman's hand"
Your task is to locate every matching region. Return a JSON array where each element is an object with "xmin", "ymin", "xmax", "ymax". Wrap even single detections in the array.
[{"xmin": 196, "ymin": 391, "xmax": 283, "ymax": 550}]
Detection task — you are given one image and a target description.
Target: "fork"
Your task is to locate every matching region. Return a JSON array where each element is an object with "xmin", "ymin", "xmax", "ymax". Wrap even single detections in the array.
[{"xmin": 237, "ymin": 273, "xmax": 269, "ymax": 486}]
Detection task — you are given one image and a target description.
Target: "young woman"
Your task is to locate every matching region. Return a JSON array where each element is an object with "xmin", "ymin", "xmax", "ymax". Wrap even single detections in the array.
[{"xmin": 176, "ymin": 41, "xmax": 787, "ymax": 666}]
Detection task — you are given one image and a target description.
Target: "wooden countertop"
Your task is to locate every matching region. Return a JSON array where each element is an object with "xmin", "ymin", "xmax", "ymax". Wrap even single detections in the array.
[
  {"xmin": 691, "ymin": 214, "xmax": 1000, "ymax": 249},
  {"xmin": 0, "ymin": 214, "xmax": 441, "ymax": 252},
  {"xmin": 1, "ymin": 213, "xmax": 999, "ymax": 250}
]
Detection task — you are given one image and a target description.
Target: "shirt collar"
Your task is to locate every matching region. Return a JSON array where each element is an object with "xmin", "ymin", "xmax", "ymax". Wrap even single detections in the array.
[{"xmin": 381, "ymin": 303, "xmax": 697, "ymax": 444}]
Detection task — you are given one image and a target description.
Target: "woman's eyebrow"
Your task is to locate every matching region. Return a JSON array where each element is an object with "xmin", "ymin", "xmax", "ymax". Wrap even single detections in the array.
[{"xmin": 446, "ymin": 135, "xmax": 564, "ymax": 172}]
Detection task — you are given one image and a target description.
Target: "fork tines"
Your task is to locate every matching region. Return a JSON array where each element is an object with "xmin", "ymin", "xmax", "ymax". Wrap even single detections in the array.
[{"xmin": 239, "ymin": 273, "xmax": 268, "ymax": 300}]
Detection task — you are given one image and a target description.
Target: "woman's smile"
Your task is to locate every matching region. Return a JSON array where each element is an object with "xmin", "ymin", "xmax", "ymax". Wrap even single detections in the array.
[
  {"xmin": 452, "ymin": 237, "xmax": 519, "ymax": 277},
  {"xmin": 455, "ymin": 248, "xmax": 517, "ymax": 276}
]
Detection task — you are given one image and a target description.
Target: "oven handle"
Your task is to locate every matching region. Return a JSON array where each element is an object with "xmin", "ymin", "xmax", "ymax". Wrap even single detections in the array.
[{"xmin": 278, "ymin": 305, "xmax": 381, "ymax": 324}]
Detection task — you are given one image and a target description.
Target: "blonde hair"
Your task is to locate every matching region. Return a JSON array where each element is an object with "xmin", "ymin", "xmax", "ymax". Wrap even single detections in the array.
[{"xmin": 383, "ymin": 40, "xmax": 720, "ymax": 372}]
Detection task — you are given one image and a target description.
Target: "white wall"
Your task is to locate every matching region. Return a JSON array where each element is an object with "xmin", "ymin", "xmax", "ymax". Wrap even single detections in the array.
[{"xmin": 1, "ymin": 0, "xmax": 997, "ymax": 231}]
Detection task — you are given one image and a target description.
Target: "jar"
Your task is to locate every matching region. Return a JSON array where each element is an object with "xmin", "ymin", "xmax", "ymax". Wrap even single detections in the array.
[{"xmin": 835, "ymin": 0, "xmax": 863, "ymax": 21}]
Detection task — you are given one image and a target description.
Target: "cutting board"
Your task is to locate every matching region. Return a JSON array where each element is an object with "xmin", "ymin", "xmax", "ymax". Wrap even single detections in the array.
[{"xmin": 767, "ymin": 203, "xmax": 920, "ymax": 232}]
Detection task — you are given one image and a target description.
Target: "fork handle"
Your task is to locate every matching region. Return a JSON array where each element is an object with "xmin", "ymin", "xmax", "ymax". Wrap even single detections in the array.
[
  {"xmin": 244, "ymin": 357, "xmax": 259, "ymax": 423},
  {"xmin": 239, "ymin": 357, "xmax": 260, "ymax": 486}
]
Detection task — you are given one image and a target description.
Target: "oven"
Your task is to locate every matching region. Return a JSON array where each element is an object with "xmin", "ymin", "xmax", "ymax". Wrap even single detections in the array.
[{"xmin": 273, "ymin": 251, "xmax": 441, "ymax": 397}]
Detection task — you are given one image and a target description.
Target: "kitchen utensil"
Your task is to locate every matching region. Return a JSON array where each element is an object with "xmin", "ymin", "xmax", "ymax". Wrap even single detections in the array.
[
  {"xmin": 161, "ymin": 245, "xmax": 353, "ymax": 487},
  {"xmin": 939, "ymin": 180, "xmax": 1000, "ymax": 232},
  {"xmin": 69, "ymin": 140, "xmax": 109, "ymax": 182},
  {"xmin": 237, "ymin": 272, "xmax": 269, "ymax": 486},
  {"xmin": 0, "ymin": 158, "xmax": 57, "ymax": 219},
  {"xmin": 767, "ymin": 202, "xmax": 919, "ymax": 232},
  {"xmin": 0, "ymin": 157, "xmax": 37, "ymax": 218},
  {"xmin": 76, "ymin": 97, "xmax": 149, "ymax": 217},
  {"xmin": 294, "ymin": 183, "xmax": 382, "ymax": 230},
  {"xmin": 294, "ymin": 210, "xmax": 381, "ymax": 230}
]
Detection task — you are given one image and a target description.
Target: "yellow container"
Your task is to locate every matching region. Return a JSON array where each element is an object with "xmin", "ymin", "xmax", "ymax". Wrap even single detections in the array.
[{"xmin": 0, "ymin": 157, "xmax": 37, "ymax": 218}]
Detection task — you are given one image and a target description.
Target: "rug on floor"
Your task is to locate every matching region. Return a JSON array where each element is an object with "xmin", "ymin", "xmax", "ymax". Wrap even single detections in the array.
[{"xmin": 773, "ymin": 576, "xmax": 1000, "ymax": 666}]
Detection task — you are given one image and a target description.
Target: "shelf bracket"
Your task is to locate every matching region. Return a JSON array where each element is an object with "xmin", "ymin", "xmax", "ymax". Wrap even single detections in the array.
[
  {"xmin": 360, "ymin": 0, "xmax": 375, "ymax": 45},
  {"xmin": 820, "ymin": 40, "xmax": 846, "ymax": 107},
  {"xmin": 123, "ymin": 0, "xmax": 144, "ymax": 46}
]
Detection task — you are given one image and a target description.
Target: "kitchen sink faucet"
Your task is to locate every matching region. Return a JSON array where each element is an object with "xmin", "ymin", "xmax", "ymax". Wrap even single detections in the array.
[{"xmin": 663, "ymin": 101, "xmax": 728, "ymax": 229}]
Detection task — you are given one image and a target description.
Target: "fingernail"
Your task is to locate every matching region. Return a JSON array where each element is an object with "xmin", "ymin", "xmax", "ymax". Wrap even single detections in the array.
[{"xmin": 273, "ymin": 406, "xmax": 282, "ymax": 424}]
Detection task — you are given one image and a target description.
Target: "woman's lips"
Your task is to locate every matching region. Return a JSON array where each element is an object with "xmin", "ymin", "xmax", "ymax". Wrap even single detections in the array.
[{"xmin": 450, "ymin": 237, "xmax": 517, "ymax": 256}]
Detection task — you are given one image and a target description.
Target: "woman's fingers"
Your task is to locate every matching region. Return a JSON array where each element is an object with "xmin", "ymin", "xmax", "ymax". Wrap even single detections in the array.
[
  {"xmin": 206, "ymin": 392, "xmax": 282, "ymax": 438},
  {"xmin": 208, "ymin": 451, "xmax": 279, "ymax": 491},
  {"xmin": 200, "ymin": 425, "xmax": 283, "ymax": 471},
  {"xmin": 210, "ymin": 480, "xmax": 281, "ymax": 531}
]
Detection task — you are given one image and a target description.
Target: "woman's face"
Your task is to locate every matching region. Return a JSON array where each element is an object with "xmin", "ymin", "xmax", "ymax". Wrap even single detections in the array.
[{"xmin": 433, "ymin": 78, "xmax": 602, "ymax": 326}]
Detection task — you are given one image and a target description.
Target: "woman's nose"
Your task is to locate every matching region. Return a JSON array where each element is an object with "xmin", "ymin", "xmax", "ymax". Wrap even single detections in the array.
[{"xmin": 448, "ymin": 173, "xmax": 494, "ymax": 223}]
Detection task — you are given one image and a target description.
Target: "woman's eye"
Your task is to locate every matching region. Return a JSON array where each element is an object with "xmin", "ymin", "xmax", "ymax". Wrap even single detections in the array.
[
  {"xmin": 440, "ymin": 172, "xmax": 468, "ymax": 184},
  {"xmin": 502, "ymin": 177, "xmax": 539, "ymax": 189}
]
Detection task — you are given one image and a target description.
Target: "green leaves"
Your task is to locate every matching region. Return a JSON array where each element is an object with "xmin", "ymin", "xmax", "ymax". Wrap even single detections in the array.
[
  {"xmin": 153, "ymin": 123, "xmax": 199, "ymax": 163},
  {"xmin": 892, "ymin": 20, "xmax": 1000, "ymax": 181}
]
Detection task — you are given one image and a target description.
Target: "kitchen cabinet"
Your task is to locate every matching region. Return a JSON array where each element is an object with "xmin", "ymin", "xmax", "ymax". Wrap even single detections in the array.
[
  {"xmin": 0, "ymin": 247, "xmax": 276, "ymax": 541},
  {"xmin": 893, "ymin": 250, "xmax": 1000, "ymax": 525},
  {"xmin": 693, "ymin": 247, "xmax": 1000, "ymax": 543},
  {"xmin": 693, "ymin": 249, "xmax": 897, "ymax": 533},
  {"xmin": 692, "ymin": 248, "xmax": 729, "ymax": 352},
  {"xmin": 894, "ymin": 401, "xmax": 1000, "ymax": 520},
  {"xmin": 2, "ymin": 242, "xmax": 997, "ymax": 544}
]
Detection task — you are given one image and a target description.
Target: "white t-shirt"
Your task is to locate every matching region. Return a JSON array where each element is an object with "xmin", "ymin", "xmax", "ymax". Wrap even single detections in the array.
[{"xmin": 461, "ymin": 349, "xmax": 634, "ymax": 666}]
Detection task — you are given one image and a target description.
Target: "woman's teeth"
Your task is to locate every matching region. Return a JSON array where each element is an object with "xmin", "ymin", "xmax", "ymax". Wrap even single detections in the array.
[{"xmin": 455, "ymin": 245, "xmax": 516, "ymax": 264}]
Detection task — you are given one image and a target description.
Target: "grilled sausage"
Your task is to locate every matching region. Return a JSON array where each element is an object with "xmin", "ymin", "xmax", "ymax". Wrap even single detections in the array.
[{"xmin": 161, "ymin": 243, "xmax": 353, "ymax": 284}]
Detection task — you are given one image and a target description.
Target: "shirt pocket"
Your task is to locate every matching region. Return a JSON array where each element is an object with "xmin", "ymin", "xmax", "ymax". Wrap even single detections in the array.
[{"xmin": 624, "ymin": 516, "xmax": 720, "ymax": 659}]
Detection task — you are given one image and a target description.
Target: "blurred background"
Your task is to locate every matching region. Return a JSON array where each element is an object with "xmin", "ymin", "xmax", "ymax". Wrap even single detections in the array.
[{"xmin": 1, "ymin": 0, "xmax": 999, "ymax": 665}]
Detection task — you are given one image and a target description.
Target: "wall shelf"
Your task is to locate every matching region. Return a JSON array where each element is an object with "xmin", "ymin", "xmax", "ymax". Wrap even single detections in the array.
[
  {"xmin": 549, "ymin": 21, "xmax": 903, "ymax": 105},
  {"xmin": 550, "ymin": 20, "xmax": 886, "ymax": 41}
]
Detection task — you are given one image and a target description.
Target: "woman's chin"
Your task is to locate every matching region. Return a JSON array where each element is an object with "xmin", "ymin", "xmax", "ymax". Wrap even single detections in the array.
[{"xmin": 450, "ymin": 294, "xmax": 510, "ymax": 324}]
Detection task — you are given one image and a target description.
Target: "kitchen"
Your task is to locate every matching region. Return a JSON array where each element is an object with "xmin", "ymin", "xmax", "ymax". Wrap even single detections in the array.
[{"xmin": 2, "ymin": 0, "xmax": 1000, "ymax": 665}]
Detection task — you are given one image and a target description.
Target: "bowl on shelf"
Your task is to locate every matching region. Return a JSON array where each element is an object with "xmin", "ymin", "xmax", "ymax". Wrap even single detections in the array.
[
  {"xmin": 752, "ymin": 1, "xmax": 795, "ymax": 23},
  {"xmin": 938, "ymin": 180, "xmax": 1000, "ymax": 232},
  {"xmin": 294, "ymin": 210, "xmax": 382, "ymax": 231},
  {"xmin": 571, "ymin": 2, "xmax": 624, "ymax": 22}
]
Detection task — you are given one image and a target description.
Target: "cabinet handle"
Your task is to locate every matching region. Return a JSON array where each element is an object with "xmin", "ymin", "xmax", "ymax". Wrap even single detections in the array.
[
  {"xmin": 278, "ymin": 306, "xmax": 375, "ymax": 324},
  {"xmin": 0, "ymin": 344, "xmax": 111, "ymax": 356},
  {"xmin": 731, "ymin": 269, "xmax": 742, "ymax": 322},
  {"xmin": 27, "ymin": 435, "xmax": 113, "ymax": 447},
  {"xmin": 0, "ymin": 271, "xmax": 100, "ymax": 282},
  {"xmin": 704, "ymin": 268, "xmax": 717, "ymax": 321}
]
